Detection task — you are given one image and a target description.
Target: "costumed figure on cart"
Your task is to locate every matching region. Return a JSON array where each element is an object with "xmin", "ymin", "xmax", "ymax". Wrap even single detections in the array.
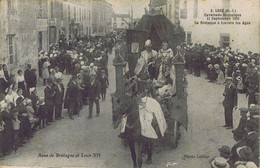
[
  {"xmin": 134, "ymin": 39, "xmax": 158, "ymax": 80},
  {"xmin": 157, "ymin": 42, "xmax": 174, "ymax": 81}
]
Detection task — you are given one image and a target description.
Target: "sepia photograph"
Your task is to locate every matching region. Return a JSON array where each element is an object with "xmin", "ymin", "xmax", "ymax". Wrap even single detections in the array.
[{"xmin": 0, "ymin": 0, "xmax": 259, "ymax": 167}]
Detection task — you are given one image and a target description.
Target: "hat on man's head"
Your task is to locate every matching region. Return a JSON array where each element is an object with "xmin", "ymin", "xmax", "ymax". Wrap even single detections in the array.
[
  {"xmin": 210, "ymin": 157, "xmax": 230, "ymax": 168},
  {"xmin": 245, "ymin": 161, "xmax": 257, "ymax": 168},
  {"xmin": 144, "ymin": 39, "xmax": 152, "ymax": 47},
  {"xmin": 232, "ymin": 129, "xmax": 245, "ymax": 138},
  {"xmin": 90, "ymin": 63, "xmax": 94, "ymax": 67},
  {"xmin": 0, "ymin": 100, "xmax": 8, "ymax": 110},
  {"xmin": 16, "ymin": 97, "xmax": 25, "ymax": 106},
  {"xmin": 218, "ymin": 145, "xmax": 231, "ymax": 157},
  {"xmin": 239, "ymin": 107, "xmax": 248, "ymax": 113},
  {"xmin": 225, "ymin": 77, "xmax": 232, "ymax": 81},
  {"xmin": 29, "ymin": 87, "xmax": 36, "ymax": 95},
  {"xmin": 236, "ymin": 146, "xmax": 253, "ymax": 161}
]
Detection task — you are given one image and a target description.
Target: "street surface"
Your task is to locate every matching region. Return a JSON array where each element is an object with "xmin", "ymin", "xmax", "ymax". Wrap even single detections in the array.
[{"xmin": 1, "ymin": 50, "xmax": 248, "ymax": 168}]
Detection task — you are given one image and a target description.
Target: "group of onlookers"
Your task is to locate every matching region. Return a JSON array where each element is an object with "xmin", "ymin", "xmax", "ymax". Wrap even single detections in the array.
[
  {"xmin": 0, "ymin": 32, "xmax": 115, "ymax": 158},
  {"xmin": 209, "ymin": 104, "xmax": 259, "ymax": 168},
  {"xmin": 182, "ymin": 44, "xmax": 260, "ymax": 168}
]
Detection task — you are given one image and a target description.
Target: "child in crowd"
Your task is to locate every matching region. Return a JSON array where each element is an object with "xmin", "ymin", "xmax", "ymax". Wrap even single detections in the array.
[{"xmin": 12, "ymin": 110, "xmax": 21, "ymax": 151}]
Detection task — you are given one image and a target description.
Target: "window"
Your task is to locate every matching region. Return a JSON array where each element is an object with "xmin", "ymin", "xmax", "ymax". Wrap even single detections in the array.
[
  {"xmin": 79, "ymin": 8, "xmax": 81, "ymax": 22},
  {"xmin": 7, "ymin": 0, "xmax": 14, "ymax": 14},
  {"xmin": 68, "ymin": 5, "xmax": 71, "ymax": 21},
  {"xmin": 99, "ymin": 26, "xmax": 103, "ymax": 33},
  {"xmin": 74, "ymin": 6, "xmax": 76, "ymax": 21},
  {"xmin": 169, "ymin": 5, "xmax": 172, "ymax": 19},
  {"xmin": 51, "ymin": 1, "xmax": 54, "ymax": 18},
  {"xmin": 193, "ymin": 0, "xmax": 198, "ymax": 19},
  {"xmin": 60, "ymin": 3, "xmax": 63, "ymax": 20},
  {"xmin": 223, "ymin": 0, "xmax": 230, "ymax": 9},
  {"xmin": 38, "ymin": 1, "xmax": 43, "ymax": 18},
  {"xmin": 220, "ymin": 33, "xmax": 230, "ymax": 48},
  {"xmin": 7, "ymin": 35, "xmax": 15, "ymax": 64},
  {"xmin": 180, "ymin": 0, "xmax": 187, "ymax": 19},
  {"xmin": 174, "ymin": 0, "xmax": 180, "ymax": 20},
  {"xmin": 186, "ymin": 31, "xmax": 192, "ymax": 44},
  {"xmin": 84, "ymin": 9, "xmax": 86, "ymax": 21},
  {"xmin": 89, "ymin": 10, "xmax": 91, "ymax": 22}
]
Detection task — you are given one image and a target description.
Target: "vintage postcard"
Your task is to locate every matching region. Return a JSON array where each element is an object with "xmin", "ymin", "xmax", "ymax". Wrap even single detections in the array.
[{"xmin": 0, "ymin": 0, "xmax": 259, "ymax": 168}]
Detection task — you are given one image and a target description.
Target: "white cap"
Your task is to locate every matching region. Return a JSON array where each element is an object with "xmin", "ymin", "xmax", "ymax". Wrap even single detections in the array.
[{"xmin": 145, "ymin": 39, "xmax": 152, "ymax": 47}]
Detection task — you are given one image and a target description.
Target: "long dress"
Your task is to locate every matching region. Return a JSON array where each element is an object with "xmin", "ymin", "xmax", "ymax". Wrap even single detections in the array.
[
  {"xmin": 1, "ymin": 110, "xmax": 14, "ymax": 154},
  {"xmin": 16, "ymin": 75, "xmax": 26, "ymax": 96},
  {"xmin": 42, "ymin": 61, "xmax": 50, "ymax": 79}
]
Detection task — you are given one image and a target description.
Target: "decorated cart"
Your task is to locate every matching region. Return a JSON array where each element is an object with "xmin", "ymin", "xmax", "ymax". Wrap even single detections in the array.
[{"xmin": 112, "ymin": 10, "xmax": 187, "ymax": 149}]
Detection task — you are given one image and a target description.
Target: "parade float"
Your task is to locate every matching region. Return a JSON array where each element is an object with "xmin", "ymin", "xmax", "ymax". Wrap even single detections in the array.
[{"xmin": 112, "ymin": 8, "xmax": 187, "ymax": 149}]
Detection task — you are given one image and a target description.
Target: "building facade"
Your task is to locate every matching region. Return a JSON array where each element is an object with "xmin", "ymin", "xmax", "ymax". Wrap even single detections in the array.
[
  {"xmin": 150, "ymin": 0, "xmax": 259, "ymax": 53},
  {"xmin": 92, "ymin": 0, "xmax": 113, "ymax": 36},
  {"xmin": 0, "ymin": 0, "xmax": 93, "ymax": 73},
  {"xmin": 112, "ymin": 13, "xmax": 131, "ymax": 31},
  {"xmin": 0, "ymin": 0, "xmax": 38, "ymax": 72}
]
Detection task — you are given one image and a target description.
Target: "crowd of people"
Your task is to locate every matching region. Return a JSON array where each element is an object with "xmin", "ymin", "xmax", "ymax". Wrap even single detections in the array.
[
  {"xmin": 183, "ymin": 43, "xmax": 259, "ymax": 168},
  {"xmin": 0, "ymin": 33, "xmax": 115, "ymax": 157},
  {"xmin": 183, "ymin": 43, "xmax": 259, "ymax": 107}
]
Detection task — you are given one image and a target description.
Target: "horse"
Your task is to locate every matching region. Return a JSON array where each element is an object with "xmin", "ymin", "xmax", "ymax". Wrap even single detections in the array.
[{"xmin": 113, "ymin": 93, "xmax": 156, "ymax": 168}]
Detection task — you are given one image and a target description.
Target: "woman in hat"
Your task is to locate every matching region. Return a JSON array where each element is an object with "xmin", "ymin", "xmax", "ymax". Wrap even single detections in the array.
[
  {"xmin": 42, "ymin": 57, "xmax": 51, "ymax": 85},
  {"xmin": 16, "ymin": 97, "xmax": 32, "ymax": 142},
  {"xmin": 158, "ymin": 42, "xmax": 174, "ymax": 81},
  {"xmin": 215, "ymin": 64, "xmax": 225, "ymax": 85},
  {"xmin": 0, "ymin": 100, "xmax": 14, "ymax": 155},
  {"xmin": 16, "ymin": 69, "xmax": 26, "ymax": 96}
]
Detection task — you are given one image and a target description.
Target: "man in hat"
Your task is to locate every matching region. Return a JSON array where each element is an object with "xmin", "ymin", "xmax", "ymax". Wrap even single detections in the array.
[
  {"xmin": 87, "ymin": 74, "xmax": 101, "ymax": 119},
  {"xmin": 230, "ymin": 129, "xmax": 247, "ymax": 163},
  {"xmin": 24, "ymin": 63, "xmax": 37, "ymax": 92},
  {"xmin": 65, "ymin": 75, "xmax": 80, "ymax": 120},
  {"xmin": 44, "ymin": 78, "xmax": 56, "ymax": 124},
  {"xmin": 53, "ymin": 78, "xmax": 64, "ymax": 120},
  {"xmin": 236, "ymin": 146, "xmax": 253, "ymax": 162},
  {"xmin": 210, "ymin": 156, "xmax": 230, "ymax": 168},
  {"xmin": 134, "ymin": 39, "xmax": 158, "ymax": 80},
  {"xmin": 98, "ymin": 70, "xmax": 109, "ymax": 101},
  {"xmin": 223, "ymin": 77, "xmax": 238, "ymax": 129},
  {"xmin": 234, "ymin": 107, "xmax": 248, "ymax": 133}
]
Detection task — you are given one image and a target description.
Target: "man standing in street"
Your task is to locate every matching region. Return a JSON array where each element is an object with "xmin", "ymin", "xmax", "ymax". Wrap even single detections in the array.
[
  {"xmin": 87, "ymin": 74, "xmax": 101, "ymax": 119},
  {"xmin": 65, "ymin": 76, "xmax": 79, "ymax": 120},
  {"xmin": 223, "ymin": 77, "xmax": 238, "ymax": 129},
  {"xmin": 44, "ymin": 78, "xmax": 56, "ymax": 125},
  {"xmin": 24, "ymin": 63, "xmax": 37, "ymax": 92},
  {"xmin": 53, "ymin": 78, "xmax": 64, "ymax": 120}
]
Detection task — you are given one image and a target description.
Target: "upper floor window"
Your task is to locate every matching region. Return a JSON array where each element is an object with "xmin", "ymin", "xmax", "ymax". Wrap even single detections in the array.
[
  {"xmin": 74, "ymin": 6, "xmax": 76, "ymax": 20},
  {"xmin": 7, "ymin": 35, "xmax": 15, "ymax": 64},
  {"xmin": 68, "ymin": 5, "xmax": 71, "ymax": 21},
  {"xmin": 193, "ymin": 0, "xmax": 198, "ymax": 19},
  {"xmin": 223, "ymin": 0, "xmax": 230, "ymax": 9},
  {"xmin": 7, "ymin": 0, "xmax": 14, "ymax": 14},
  {"xmin": 60, "ymin": 3, "xmax": 63, "ymax": 20},
  {"xmin": 51, "ymin": 1, "xmax": 54, "ymax": 18},
  {"xmin": 38, "ymin": 1, "xmax": 43, "ymax": 18}
]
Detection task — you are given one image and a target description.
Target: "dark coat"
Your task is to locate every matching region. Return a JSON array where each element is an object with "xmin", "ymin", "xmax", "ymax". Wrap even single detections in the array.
[
  {"xmin": 230, "ymin": 138, "xmax": 247, "ymax": 163},
  {"xmin": 53, "ymin": 83, "xmax": 64, "ymax": 104},
  {"xmin": 223, "ymin": 84, "xmax": 238, "ymax": 108},
  {"xmin": 87, "ymin": 79, "xmax": 101, "ymax": 100},
  {"xmin": 65, "ymin": 80, "xmax": 79, "ymax": 100},
  {"xmin": 98, "ymin": 75, "xmax": 109, "ymax": 90},
  {"xmin": 44, "ymin": 86, "xmax": 55, "ymax": 106},
  {"xmin": 24, "ymin": 69, "xmax": 36, "ymax": 88}
]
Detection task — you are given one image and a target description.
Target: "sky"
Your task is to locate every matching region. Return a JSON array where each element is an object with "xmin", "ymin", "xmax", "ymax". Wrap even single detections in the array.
[{"xmin": 106, "ymin": 0, "xmax": 150, "ymax": 19}]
